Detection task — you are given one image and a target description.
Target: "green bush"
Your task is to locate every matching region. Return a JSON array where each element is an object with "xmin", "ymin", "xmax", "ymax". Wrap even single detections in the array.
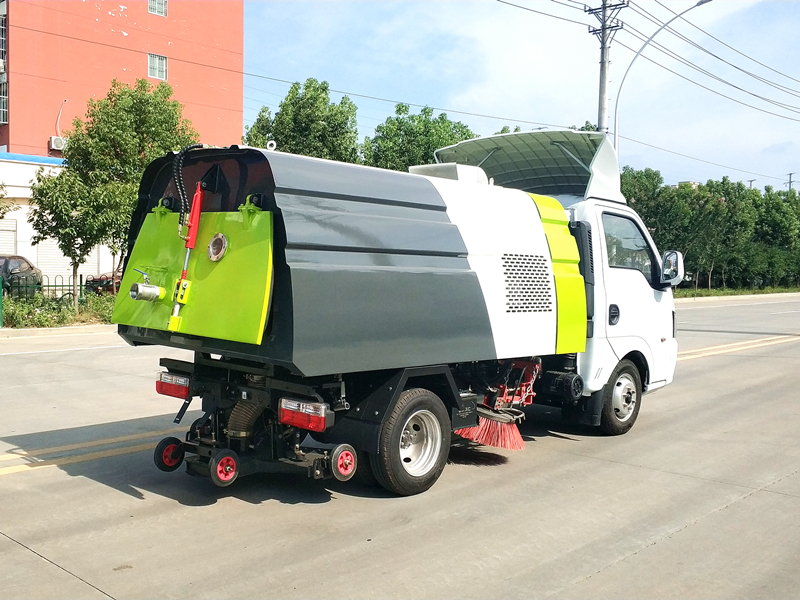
[
  {"xmin": 1, "ymin": 293, "xmax": 75, "ymax": 328},
  {"xmin": 1, "ymin": 292, "xmax": 117, "ymax": 328}
]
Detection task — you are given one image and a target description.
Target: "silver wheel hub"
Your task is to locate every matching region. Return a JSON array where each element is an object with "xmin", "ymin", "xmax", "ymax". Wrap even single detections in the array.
[
  {"xmin": 398, "ymin": 409, "xmax": 442, "ymax": 477},
  {"xmin": 611, "ymin": 374, "xmax": 637, "ymax": 422}
]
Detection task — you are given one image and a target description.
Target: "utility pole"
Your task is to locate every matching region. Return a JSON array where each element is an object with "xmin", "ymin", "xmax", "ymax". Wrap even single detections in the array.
[
  {"xmin": 747, "ymin": 179, "xmax": 756, "ymax": 188},
  {"xmin": 587, "ymin": 0, "xmax": 627, "ymax": 134},
  {"xmin": 788, "ymin": 173, "xmax": 795, "ymax": 191}
]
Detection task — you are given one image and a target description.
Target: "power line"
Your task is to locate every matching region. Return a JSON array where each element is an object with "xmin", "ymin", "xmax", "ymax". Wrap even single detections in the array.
[
  {"xmin": 629, "ymin": 2, "xmax": 800, "ymax": 100},
  {"xmin": 614, "ymin": 38, "xmax": 800, "ymax": 124},
  {"xmin": 619, "ymin": 25, "xmax": 800, "ymax": 116},
  {"xmin": 653, "ymin": 0, "xmax": 800, "ymax": 87},
  {"xmin": 495, "ymin": 0, "xmax": 592, "ymax": 26},
  {"xmin": 10, "ymin": 19, "xmax": 787, "ymax": 182}
]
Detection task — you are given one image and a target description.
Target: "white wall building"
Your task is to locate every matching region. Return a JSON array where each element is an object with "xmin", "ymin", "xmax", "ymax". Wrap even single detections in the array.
[{"xmin": 0, "ymin": 152, "xmax": 115, "ymax": 284}]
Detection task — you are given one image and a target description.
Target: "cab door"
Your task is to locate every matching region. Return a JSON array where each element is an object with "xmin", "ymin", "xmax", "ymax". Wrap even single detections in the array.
[{"xmin": 599, "ymin": 210, "xmax": 675, "ymax": 388}]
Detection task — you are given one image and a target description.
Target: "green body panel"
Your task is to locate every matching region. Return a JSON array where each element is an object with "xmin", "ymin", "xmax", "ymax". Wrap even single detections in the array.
[
  {"xmin": 112, "ymin": 209, "xmax": 273, "ymax": 345},
  {"xmin": 529, "ymin": 194, "xmax": 587, "ymax": 354}
]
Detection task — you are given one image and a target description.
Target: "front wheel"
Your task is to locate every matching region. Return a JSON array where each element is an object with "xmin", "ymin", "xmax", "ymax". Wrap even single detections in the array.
[
  {"xmin": 599, "ymin": 360, "xmax": 642, "ymax": 436},
  {"xmin": 370, "ymin": 388, "xmax": 451, "ymax": 496}
]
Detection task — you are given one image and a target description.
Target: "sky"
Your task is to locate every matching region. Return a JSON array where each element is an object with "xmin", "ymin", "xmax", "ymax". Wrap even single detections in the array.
[{"xmin": 243, "ymin": 1, "xmax": 800, "ymax": 191}]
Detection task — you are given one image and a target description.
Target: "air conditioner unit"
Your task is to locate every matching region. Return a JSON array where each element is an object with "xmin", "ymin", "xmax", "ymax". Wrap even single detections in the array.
[{"xmin": 49, "ymin": 136, "xmax": 66, "ymax": 151}]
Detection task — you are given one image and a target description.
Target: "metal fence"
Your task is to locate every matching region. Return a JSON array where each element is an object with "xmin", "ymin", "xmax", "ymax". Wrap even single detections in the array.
[{"xmin": 1, "ymin": 274, "xmax": 88, "ymax": 301}]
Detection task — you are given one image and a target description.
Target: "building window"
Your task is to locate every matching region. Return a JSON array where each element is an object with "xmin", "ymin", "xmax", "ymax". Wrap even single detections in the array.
[
  {"xmin": 148, "ymin": 0, "xmax": 167, "ymax": 17},
  {"xmin": 0, "ymin": 82, "xmax": 7, "ymax": 124},
  {"xmin": 148, "ymin": 53, "xmax": 167, "ymax": 81}
]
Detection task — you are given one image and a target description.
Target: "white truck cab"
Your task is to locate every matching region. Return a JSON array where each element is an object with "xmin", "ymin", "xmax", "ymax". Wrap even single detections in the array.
[{"xmin": 432, "ymin": 130, "xmax": 684, "ymax": 425}]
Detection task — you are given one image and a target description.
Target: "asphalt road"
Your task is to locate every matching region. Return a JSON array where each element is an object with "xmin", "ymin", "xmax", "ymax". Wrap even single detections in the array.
[{"xmin": 1, "ymin": 294, "xmax": 799, "ymax": 599}]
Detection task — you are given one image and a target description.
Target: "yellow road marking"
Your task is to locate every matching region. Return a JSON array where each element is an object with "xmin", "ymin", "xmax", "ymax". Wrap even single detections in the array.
[
  {"xmin": 678, "ymin": 335, "xmax": 800, "ymax": 361},
  {"xmin": 0, "ymin": 443, "xmax": 156, "ymax": 477},
  {"xmin": 0, "ymin": 427, "xmax": 184, "ymax": 462}
]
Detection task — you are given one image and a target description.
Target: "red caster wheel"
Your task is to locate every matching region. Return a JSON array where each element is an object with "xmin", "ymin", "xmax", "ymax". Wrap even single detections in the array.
[
  {"xmin": 331, "ymin": 444, "xmax": 357, "ymax": 482},
  {"xmin": 154, "ymin": 437, "xmax": 185, "ymax": 472},
  {"xmin": 209, "ymin": 449, "xmax": 240, "ymax": 487}
]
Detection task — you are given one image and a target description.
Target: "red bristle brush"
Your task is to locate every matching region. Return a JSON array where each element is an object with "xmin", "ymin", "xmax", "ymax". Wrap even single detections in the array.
[{"xmin": 455, "ymin": 414, "xmax": 525, "ymax": 451}]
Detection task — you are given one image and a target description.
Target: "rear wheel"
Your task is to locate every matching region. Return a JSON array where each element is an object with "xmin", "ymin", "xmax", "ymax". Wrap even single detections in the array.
[
  {"xmin": 370, "ymin": 388, "xmax": 451, "ymax": 496},
  {"xmin": 209, "ymin": 449, "xmax": 240, "ymax": 487},
  {"xmin": 154, "ymin": 437, "xmax": 184, "ymax": 472},
  {"xmin": 599, "ymin": 360, "xmax": 642, "ymax": 435}
]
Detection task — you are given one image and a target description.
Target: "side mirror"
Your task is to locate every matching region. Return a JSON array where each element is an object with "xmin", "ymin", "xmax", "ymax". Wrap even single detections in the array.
[
  {"xmin": 10, "ymin": 268, "xmax": 20, "ymax": 275},
  {"xmin": 660, "ymin": 250, "xmax": 684, "ymax": 287}
]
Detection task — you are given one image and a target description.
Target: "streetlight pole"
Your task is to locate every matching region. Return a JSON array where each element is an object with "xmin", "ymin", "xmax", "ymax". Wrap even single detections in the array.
[{"xmin": 613, "ymin": 0, "xmax": 713, "ymax": 150}]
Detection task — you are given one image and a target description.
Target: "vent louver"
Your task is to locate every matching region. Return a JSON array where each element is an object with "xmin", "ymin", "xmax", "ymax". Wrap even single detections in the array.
[{"xmin": 502, "ymin": 254, "xmax": 553, "ymax": 313}]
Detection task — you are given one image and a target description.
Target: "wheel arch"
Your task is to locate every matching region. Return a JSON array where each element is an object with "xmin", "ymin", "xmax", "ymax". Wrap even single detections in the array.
[{"xmin": 621, "ymin": 350, "xmax": 649, "ymax": 390}]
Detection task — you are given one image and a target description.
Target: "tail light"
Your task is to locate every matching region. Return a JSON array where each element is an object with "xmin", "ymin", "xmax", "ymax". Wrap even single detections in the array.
[
  {"xmin": 157, "ymin": 372, "xmax": 191, "ymax": 399},
  {"xmin": 278, "ymin": 398, "xmax": 331, "ymax": 432}
]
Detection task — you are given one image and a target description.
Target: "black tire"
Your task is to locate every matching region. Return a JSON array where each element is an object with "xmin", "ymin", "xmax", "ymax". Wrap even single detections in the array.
[
  {"xmin": 209, "ymin": 449, "xmax": 240, "ymax": 487},
  {"xmin": 369, "ymin": 388, "xmax": 451, "ymax": 496},
  {"xmin": 353, "ymin": 450, "xmax": 380, "ymax": 487},
  {"xmin": 154, "ymin": 437, "xmax": 185, "ymax": 472},
  {"xmin": 599, "ymin": 359, "xmax": 642, "ymax": 436},
  {"xmin": 330, "ymin": 444, "xmax": 357, "ymax": 482}
]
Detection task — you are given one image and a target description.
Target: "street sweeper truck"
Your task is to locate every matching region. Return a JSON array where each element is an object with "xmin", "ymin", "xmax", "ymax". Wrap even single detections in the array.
[{"xmin": 112, "ymin": 130, "xmax": 684, "ymax": 496}]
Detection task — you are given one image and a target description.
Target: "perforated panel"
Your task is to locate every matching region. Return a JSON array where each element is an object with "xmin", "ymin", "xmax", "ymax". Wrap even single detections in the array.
[{"xmin": 503, "ymin": 254, "xmax": 553, "ymax": 313}]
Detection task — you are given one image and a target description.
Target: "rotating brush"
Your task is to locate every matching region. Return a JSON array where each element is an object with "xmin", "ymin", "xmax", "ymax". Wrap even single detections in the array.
[{"xmin": 455, "ymin": 406, "xmax": 525, "ymax": 451}]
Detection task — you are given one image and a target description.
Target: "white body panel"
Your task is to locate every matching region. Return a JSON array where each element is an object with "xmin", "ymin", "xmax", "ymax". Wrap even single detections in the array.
[{"xmin": 425, "ymin": 176, "xmax": 559, "ymax": 359}]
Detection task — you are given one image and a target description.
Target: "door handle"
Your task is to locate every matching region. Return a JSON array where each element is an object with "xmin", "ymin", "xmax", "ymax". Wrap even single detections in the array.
[{"xmin": 609, "ymin": 304, "xmax": 620, "ymax": 325}]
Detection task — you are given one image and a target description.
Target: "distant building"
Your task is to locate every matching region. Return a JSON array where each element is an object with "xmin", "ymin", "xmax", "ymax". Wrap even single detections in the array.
[
  {"xmin": 669, "ymin": 181, "xmax": 701, "ymax": 190},
  {"xmin": 0, "ymin": 0, "xmax": 243, "ymax": 279}
]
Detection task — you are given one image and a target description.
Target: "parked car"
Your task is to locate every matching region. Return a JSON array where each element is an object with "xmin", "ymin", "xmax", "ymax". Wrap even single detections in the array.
[
  {"xmin": 84, "ymin": 265, "xmax": 122, "ymax": 295},
  {"xmin": 0, "ymin": 255, "xmax": 43, "ymax": 298}
]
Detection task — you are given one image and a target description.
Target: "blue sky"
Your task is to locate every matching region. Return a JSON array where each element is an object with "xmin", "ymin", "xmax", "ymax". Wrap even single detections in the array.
[{"xmin": 243, "ymin": 1, "xmax": 800, "ymax": 190}]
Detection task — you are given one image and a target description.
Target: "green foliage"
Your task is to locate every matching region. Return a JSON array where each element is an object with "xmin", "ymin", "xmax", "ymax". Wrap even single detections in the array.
[
  {"xmin": 622, "ymin": 166, "xmax": 800, "ymax": 290},
  {"xmin": 244, "ymin": 79, "xmax": 359, "ymax": 163},
  {"xmin": 1, "ymin": 292, "xmax": 116, "ymax": 328},
  {"xmin": 28, "ymin": 79, "xmax": 198, "ymax": 306},
  {"xmin": 569, "ymin": 121, "xmax": 597, "ymax": 131},
  {"xmin": 65, "ymin": 78, "xmax": 198, "ymax": 184},
  {"xmin": 1, "ymin": 294, "xmax": 74, "ymax": 328},
  {"xmin": 243, "ymin": 106, "xmax": 273, "ymax": 149},
  {"xmin": 495, "ymin": 125, "xmax": 521, "ymax": 134},
  {"xmin": 362, "ymin": 104, "xmax": 477, "ymax": 172},
  {"xmin": 0, "ymin": 183, "xmax": 15, "ymax": 219}
]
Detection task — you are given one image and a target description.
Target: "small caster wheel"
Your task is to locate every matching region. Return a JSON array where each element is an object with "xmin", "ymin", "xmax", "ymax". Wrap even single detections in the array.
[
  {"xmin": 331, "ymin": 444, "xmax": 357, "ymax": 482},
  {"xmin": 209, "ymin": 449, "xmax": 239, "ymax": 487},
  {"xmin": 154, "ymin": 437, "xmax": 185, "ymax": 472}
]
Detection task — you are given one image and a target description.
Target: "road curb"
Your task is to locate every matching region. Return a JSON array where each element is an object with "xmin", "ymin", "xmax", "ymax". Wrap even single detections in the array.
[
  {"xmin": 0, "ymin": 324, "xmax": 117, "ymax": 339},
  {"xmin": 674, "ymin": 292, "xmax": 800, "ymax": 304}
]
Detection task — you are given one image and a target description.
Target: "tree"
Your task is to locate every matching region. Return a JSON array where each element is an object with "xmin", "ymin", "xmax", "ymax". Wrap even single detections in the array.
[
  {"xmin": 29, "ymin": 78, "xmax": 198, "ymax": 305},
  {"xmin": 570, "ymin": 121, "xmax": 597, "ymax": 131},
  {"xmin": 494, "ymin": 125, "xmax": 521, "ymax": 134},
  {"xmin": 28, "ymin": 171, "xmax": 108, "ymax": 303},
  {"xmin": 0, "ymin": 184, "xmax": 14, "ymax": 219},
  {"xmin": 244, "ymin": 79, "xmax": 359, "ymax": 163},
  {"xmin": 362, "ymin": 104, "xmax": 476, "ymax": 172},
  {"xmin": 242, "ymin": 106, "xmax": 273, "ymax": 149}
]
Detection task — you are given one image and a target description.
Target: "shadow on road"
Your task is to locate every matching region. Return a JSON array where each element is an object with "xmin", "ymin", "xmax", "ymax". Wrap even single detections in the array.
[{"xmin": 0, "ymin": 404, "xmax": 603, "ymax": 505}]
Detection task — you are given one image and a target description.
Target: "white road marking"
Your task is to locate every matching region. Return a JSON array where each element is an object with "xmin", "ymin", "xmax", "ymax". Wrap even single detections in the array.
[
  {"xmin": 769, "ymin": 310, "xmax": 800, "ymax": 315},
  {"xmin": 0, "ymin": 345, "xmax": 127, "ymax": 357},
  {"xmin": 678, "ymin": 299, "xmax": 800, "ymax": 310}
]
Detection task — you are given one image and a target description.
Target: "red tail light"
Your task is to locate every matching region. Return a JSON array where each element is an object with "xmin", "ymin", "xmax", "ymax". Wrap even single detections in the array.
[
  {"xmin": 156, "ymin": 372, "xmax": 191, "ymax": 399},
  {"xmin": 278, "ymin": 398, "xmax": 330, "ymax": 432}
]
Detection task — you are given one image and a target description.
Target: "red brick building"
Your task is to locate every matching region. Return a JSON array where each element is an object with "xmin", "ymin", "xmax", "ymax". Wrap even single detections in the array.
[{"xmin": 0, "ymin": 0, "xmax": 243, "ymax": 155}]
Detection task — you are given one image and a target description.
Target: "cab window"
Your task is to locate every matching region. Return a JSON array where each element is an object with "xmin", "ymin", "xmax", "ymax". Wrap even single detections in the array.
[
  {"xmin": 17, "ymin": 260, "xmax": 31, "ymax": 273},
  {"xmin": 602, "ymin": 213, "xmax": 655, "ymax": 284}
]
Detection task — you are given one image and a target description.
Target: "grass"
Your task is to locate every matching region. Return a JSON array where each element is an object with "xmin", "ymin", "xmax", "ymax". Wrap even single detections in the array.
[
  {"xmin": 1, "ymin": 293, "xmax": 117, "ymax": 328},
  {"xmin": 673, "ymin": 286, "xmax": 800, "ymax": 298}
]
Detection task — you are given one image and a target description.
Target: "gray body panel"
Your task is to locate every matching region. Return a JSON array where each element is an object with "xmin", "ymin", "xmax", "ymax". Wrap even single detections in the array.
[{"xmin": 120, "ymin": 149, "xmax": 497, "ymax": 376}]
